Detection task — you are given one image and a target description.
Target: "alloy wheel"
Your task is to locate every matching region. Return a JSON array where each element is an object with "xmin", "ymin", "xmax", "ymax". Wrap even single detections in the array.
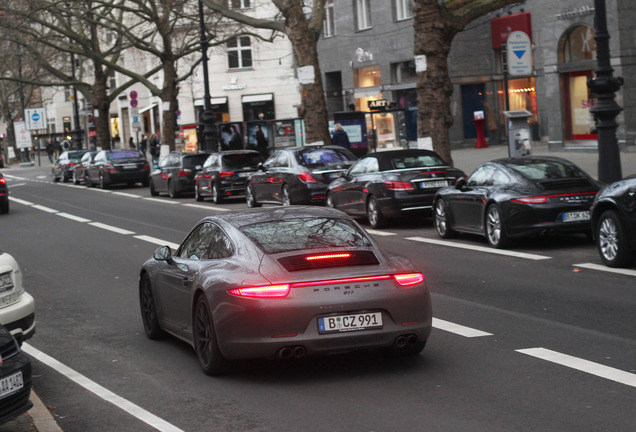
[
  {"xmin": 598, "ymin": 217, "xmax": 619, "ymax": 262},
  {"xmin": 486, "ymin": 205, "xmax": 508, "ymax": 248},
  {"xmin": 193, "ymin": 296, "xmax": 229, "ymax": 375}
]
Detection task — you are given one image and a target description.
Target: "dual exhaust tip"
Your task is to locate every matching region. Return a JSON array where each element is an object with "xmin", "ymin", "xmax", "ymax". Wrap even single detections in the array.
[
  {"xmin": 277, "ymin": 345, "xmax": 306, "ymax": 360},
  {"xmin": 394, "ymin": 334, "xmax": 419, "ymax": 348}
]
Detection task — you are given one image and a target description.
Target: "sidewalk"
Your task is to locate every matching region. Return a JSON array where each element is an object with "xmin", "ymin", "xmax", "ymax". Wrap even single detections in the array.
[{"xmin": 0, "ymin": 391, "xmax": 62, "ymax": 432}]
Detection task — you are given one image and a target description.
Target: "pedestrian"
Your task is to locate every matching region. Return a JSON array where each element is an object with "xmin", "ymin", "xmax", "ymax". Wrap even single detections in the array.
[
  {"xmin": 53, "ymin": 139, "xmax": 61, "ymax": 159},
  {"xmin": 46, "ymin": 141, "xmax": 54, "ymax": 163},
  {"xmin": 139, "ymin": 135, "xmax": 147, "ymax": 158},
  {"xmin": 229, "ymin": 126, "xmax": 243, "ymax": 150},
  {"xmin": 254, "ymin": 125, "xmax": 269, "ymax": 158},
  {"xmin": 331, "ymin": 123, "xmax": 351, "ymax": 149},
  {"xmin": 129, "ymin": 136, "xmax": 136, "ymax": 150},
  {"xmin": 149, "ymin": 133, "xmax": 159, "ymax": 167}
]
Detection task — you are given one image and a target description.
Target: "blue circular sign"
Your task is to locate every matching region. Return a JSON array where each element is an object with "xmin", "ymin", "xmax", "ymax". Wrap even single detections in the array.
[{"xmin": 32, "ymin": 113, "xmax": 40, "ymax": 122}]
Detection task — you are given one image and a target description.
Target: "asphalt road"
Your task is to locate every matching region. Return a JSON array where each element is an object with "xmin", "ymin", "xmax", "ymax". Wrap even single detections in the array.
[{"xmin": 2, "ymin": 164, "xmax": 635, "ymax": 432}]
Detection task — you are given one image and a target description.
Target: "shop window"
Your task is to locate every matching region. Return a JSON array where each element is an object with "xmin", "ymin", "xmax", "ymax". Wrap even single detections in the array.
[
  {"xmin": 229, "ymin": 0, "xmax": 250, "ymax": 8},
  {"xmin": 323, "ymin": 0, "xmax": 335, "ymax": 37},
  {"xmin": 227, "ymin": 37, "xmax": 252, "ymax": 69},
  {"xmin": 559, "ymin": 25, "xmax": 596, "ymax": 63},
  {"xmin": 354, "ymin": 0, "xmax": 372, "ymax": 31},
  {"xmin": 391, "ymin": 60, "xmax": 417, "ymax": 84},
  {"xmin": 395, "ymin": 0, "xmax": 413, "ymax": 21},
  {"xmin": 354, "ymin": 65, "xmax": 381, "ymax": 111}
]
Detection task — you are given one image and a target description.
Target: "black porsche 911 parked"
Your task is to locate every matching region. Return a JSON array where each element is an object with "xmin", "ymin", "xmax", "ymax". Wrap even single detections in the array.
[
  {"xmin": 326, "ymin": 149, "xmax": 465, "ymax": 228},
  {"xmin": 434, "ymin": 156, "xmax": 601, "ymax": 248},
  {"xmin": 139, "ymin": 206, "xmax": 432, "ymax": 375},
  {"xmin": 590, "ymin": 175, "xmax": 636, "ymax": 268}
]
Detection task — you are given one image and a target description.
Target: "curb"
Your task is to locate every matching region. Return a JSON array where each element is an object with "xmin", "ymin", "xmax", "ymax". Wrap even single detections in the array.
[{"xmin": 28, "ymin": 390, "xmax": 62, "ymax": 432}]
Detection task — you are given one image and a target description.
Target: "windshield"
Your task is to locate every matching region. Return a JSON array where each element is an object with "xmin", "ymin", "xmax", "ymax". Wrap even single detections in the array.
[
  {"xmin": 184, "ymin": 154, "xmax": 209, "ymax": 169},
  {"xmin": 109, "ymin": 151, "xmax": 141, "ymax": 160},
  {"xmin": 510, "ymin": 161, "xmax": 585, "ymax": 180},
  {"xmin": 240, "ymin": 217, "xmax": 372, "ymax": 254},
  {"xmin": 222, "ymin": 153, "xmax": 262, "ymax": 168},
  {"xmin": 297, "ymin": 149, "xmax": 353, "ymax": 165}
]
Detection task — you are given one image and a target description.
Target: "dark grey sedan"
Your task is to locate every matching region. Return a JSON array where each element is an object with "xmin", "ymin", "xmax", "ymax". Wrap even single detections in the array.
[
  {"xmin": 149, "ymin": 151, "xmax": 209, "ymax": 198},
  {"xmin": 139, "ymin": 206, "xmax": 432, "ymax": 375}
]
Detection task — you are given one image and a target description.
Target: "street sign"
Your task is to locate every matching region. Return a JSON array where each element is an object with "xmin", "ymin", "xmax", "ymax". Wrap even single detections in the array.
[
  {"xmin": 14, "ymin": 122, "xmax": 33, "ymax": 149},
  {"xmin": 130, "ymin": 90, "xmax": 138, "ymax": 99},
  {"xmin": 506, "ymin": 31, "xmax": 533, "ymax": 77},
  {"xmin": 130, "ymin": 99, "xmax": 139, "ymax": 108},
  {"xmin": 25, "ymin": 108, "xmax": 47, "ymax": 131}
]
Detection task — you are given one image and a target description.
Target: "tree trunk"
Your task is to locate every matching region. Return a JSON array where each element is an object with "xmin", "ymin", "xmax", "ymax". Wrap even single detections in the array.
[
  {"xmin": 286, "ymin": 3, "xmax": 332, "ymax": 146},
  {"xmin": 413, "ymin": 2, "xmax": 459, "ymax": 166},
  {"xmin": 161, "ymin": 61, "xmax": 178, "ymax": 152}
]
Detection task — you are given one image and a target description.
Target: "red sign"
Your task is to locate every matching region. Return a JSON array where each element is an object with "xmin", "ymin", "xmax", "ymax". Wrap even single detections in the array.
[{"xmin": 490, "ymin": 12, "xmax": 532, "ymax": 49}]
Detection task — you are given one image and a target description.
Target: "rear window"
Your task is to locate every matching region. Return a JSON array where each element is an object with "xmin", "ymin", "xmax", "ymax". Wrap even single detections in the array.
[
  {"xmin": 109, "ymin": 151, "xmax": 141, "ymax": 160},
  {"xmin": 183, "ymin": 154, "xmax": 209, "ymax": 169},
  {"xmin": 510, "ymin": 161, "xmax": 586, "ymax": 180},
  {"xmin": 68, "ymin": 151, "xmax": 86, "ymax": 160},
  {"xmin": 390, "ymin": 154, "xmax": 445, "ymax": 170},
  {"xmin": 222, "ymin": 153, "xmax": 262, "ymax": 168},
  {"xmin": 240, "ymin": 218, "xmax": 372, "ymax": 254},
  {"xmin": 297, "ymin": 149, "xmax": 353, "ymax": 165}
]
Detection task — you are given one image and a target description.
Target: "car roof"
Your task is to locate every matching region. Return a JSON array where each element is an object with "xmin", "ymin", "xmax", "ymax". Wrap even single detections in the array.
[
  {"xmin": 364, "ymin": 149, "xmax": 443, "ymax": 159},
  {"xmin": 490, "ymin": 156, "xmax": 576, "ymax": 166},
  {"xmin": 219, "ymin": 150, "xmax": 260, "ymax": 155},
  {"xmin": 205, "ymin": 206, "xmax": 349, "ymax": 229}
]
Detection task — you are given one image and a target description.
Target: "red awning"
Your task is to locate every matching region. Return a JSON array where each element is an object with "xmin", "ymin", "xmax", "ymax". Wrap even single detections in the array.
[{"xmin": 490, "ymin": 11, "xmax": 533, "ymax": 49}]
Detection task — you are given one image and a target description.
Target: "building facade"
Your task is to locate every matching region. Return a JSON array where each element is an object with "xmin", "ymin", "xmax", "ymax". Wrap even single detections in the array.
[{"xmin": 317, "ymin": 0, "xmax": 636, "ymax": 153}]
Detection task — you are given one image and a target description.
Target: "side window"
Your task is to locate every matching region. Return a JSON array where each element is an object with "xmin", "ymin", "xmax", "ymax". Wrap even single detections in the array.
[
  {"xmin": 159, "ymin": 155, "xmax": 171, "ymax": 168},
  {"xmin": 349, "ymin": 157, "xmax": 372, "ymax": 175},
  {"xmin": 177, "ymin": 223, "xmax": 218, "ymax": 260},
  {"xmin": 206, "ymin": 226, "xmax": 235, "ymax": 260},
  {"xmin": 366, "ymin": 158, "xmax": 379, "ymax": 173},
  {"xmin": 491, "ymin": 168, "xmax": 510, "ymax": 186},
  {"xmin": 263, "ymin": 152, "xmax": 280, "ymax": 169},
  {"xmin": 278, "ymin": 152, "xmax": 290, "ymax": 168},
  {"xmin": 467, "ymin": 166, "xmax": 495, "ymax": 187}
]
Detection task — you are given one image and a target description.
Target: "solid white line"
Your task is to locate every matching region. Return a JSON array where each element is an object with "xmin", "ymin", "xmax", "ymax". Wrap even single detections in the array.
[
  {"xmin": 112, "ymin": 191, "xmax": 142, "ymax": 198},
  {"xmin": 573, "ymin": 263, "xmax": 636, "ymax": 277},
  {"xmin": 32, "ymin": 204, "xmax": 59, "ymax": 214},
  {"xmin": 3, "ymin": 174, "xmax": 25, "ymax": 180},
  {"xmin": 406, "ymin": 237, "xmax": 551, "ymax": 261},
  {"xmin": 92, "ymin": 188, "xmax": 112, "ymax": 193},
  {"xmin": 143, "ymin": 198, "xmax": 178, "ymax": 204},
  {"xmin": 183, "ymin": 203, "xmax": 230, "ymax": 212},
  {"xmin": 517, "ymin": 348, "xmax": 636, "ymax": 388},
  {"xmin": 89, "ymin": 222, "xmax": 136, "ymax": 235},
  {"xmin": 366, "ymin": 229, "xmax": 397, "ymax": 236},
  {"xmin": 8, "ymin": 183, "xmax": 26, "ymax": 187},
  {"xmin": 432, "ymin": 318, "xmax": 493, "ymax": 338},
  {"xmin": 57, "ymin": 212, "xmax": 91, "ymax": 223},
  {"xmin": 134, "ymin": 235, "xmax": 180, "ymax": 251},
  {"xmin": 8, "ymin": 197, "xmax": 34, "ymax": 206},
  {"xmin": 22, "ymin": 344, "xmax": 185, "ymax": 432}
]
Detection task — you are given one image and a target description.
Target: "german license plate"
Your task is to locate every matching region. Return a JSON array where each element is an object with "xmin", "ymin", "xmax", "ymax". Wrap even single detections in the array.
[
  {"xmin": 318, "ymin": 312, "xmax": 382, "ymax": 334},
  {"xmin": 418, "ymin": 180, "xmax": 449, "ymax": 189},
  {"xmin": 562, "ymin": 211, "xmax": 590, "ymax": 222},
  {"xmin": 122, "ymin": 164, "xmax": 137, "ymax": 169},
  {"xmin": 0, "ymin": 372, "xmax": 23, "ymax": 399},
  {"xmin": 0, "ymin": 272, "xmax": 13, "ymax": 292}
]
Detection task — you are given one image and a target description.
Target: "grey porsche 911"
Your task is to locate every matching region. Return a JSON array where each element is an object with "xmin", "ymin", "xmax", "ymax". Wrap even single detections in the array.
[{"xmin": 139, "ymin": 206, "xmax": 432, "ymax": 375}]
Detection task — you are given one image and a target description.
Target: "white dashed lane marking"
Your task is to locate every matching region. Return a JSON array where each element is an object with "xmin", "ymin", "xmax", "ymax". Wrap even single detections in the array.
[{"xmin": 406, "ymin": 236, "xmax": 551, "ymax": 261}]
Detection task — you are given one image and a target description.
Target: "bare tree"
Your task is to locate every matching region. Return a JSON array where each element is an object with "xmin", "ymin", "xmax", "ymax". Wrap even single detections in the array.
[
  {"xmin": 201, "ymin": 0, "xmax": 332, "ymax": 146},
  {"xmin": 414, "ymin": 0, "xmax": 520, "ymax": 166}
]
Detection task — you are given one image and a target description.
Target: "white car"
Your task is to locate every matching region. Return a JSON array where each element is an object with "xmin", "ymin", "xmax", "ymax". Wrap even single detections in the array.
[{"xmin": 0, "ymin": 251, "xmax": 35, "ymax": 344}]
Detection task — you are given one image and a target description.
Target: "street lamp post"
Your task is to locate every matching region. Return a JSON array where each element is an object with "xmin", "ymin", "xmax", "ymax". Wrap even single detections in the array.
[
  {"xmin": 70, "ymin": 49, "xmax": 84, "ymax": 150},
  {"xmin": 197, "ymin": 0, "xmax": 218, "ymax": 153},
  {"xmin": 587, "ymin": 0, "xmax": 623, "ymax": 184}
]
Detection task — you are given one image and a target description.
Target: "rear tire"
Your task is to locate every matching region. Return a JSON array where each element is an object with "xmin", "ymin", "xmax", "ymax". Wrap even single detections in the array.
[
  {"xmin": 195, "ymin": 184, "xmax": 204, "ymax": 202},
  {"xmin": 246, "ymin": 183, "xmax": 261, "ymax": 208},
  {"xmin": 150, "ymin": 180, "xmax": 159, "ymax": 196},
  {"xmin": 193, "ymin": 295, "xmax": 230, "ymax": 376},
  {"xmin": 281, "ymin": 185, "xmax": 291, "ymax": 206},
  {"xmin": 168, "ymin": 180, "xmax": 179, "ymax": 198},
  {"xmin": 597, "ymin": 210, "xmax": 634, "ymax": 268},
  {"xmin": 325, "ymin": 192, "xmax": 335, "ymax": 208},
  {"xmin": 0, "ymin": 200, "xmax": 9, "ymax": 214},
  {"xmin": 99, "ymin": 173, "xmax": 108, "ymax": 189},
  {"xmin": 485, "ymin": 204, "xmax": 510, "ymax": 248},
  {"xmin": 211, "ymin": 184, "xmax": 223, "ymax": 204}
]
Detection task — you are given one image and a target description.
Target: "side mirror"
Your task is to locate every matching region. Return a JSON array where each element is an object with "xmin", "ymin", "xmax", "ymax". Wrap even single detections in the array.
[
  {"xmin": 455, "ymin": 177, "xmax": 467, "ymax": 190},
  {"xmin": 154, "ymin": 246, "xmax": 174, "ymax": 263}
]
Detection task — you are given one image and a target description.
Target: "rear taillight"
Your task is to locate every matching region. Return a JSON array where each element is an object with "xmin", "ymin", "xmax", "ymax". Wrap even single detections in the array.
[
  {"xmin": 298, "ymin": 171, "xmax": 317, "ymax": 183},
  {"xmin": 394, "ymin": 273, "xmax": 425, "ymax": 286},
  {"xmin": 67, "ymin": 162, "xmax": 76, "ymax": 168},
  {"xmin": 305, "ymin": 253, "xmax": 351, "ymax": 261},
  {"xmin": 0, "ymin": 178, "xmax": 5, "ymax": 185},
  {"xmin": 228, "ymin": 284, "xmax": 290, "ymax": 298},
  {"xmin": 177, "ymin": 169, "xmax": 191, "ymax": 177},
  {"xmin": 512, "ymin": 196, "xmax": 547, "ymax": 204},
  {"xmin": 143, "ymin": 161, "xmax": 150, "ymax": 170},
  {"xmin": 105, "ymin": 163, "xmax": 116, "ymax": 173},
  {"xmin": 219, "ymin": 171, "xmax": 234, "ymax": 178},
  {"xmin": 384, "ymin": 181, "xmax": 415, "ymax": 191}
]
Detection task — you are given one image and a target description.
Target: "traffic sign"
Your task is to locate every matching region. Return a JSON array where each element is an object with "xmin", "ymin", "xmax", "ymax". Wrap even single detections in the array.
[
  {"xmin": 130, "ymin": 99, "xmax": 138, "ymax": 108},
  {"xmin": 507, "ymin": 31, "xmax": 533, "ymax": 77},
  {"xmin": 130, "ymin": 90, "xmax": 138, "ymax": 99},
  {"xmin": 25, "ymin": 107, "xmax": 47, "ymax": 130}
]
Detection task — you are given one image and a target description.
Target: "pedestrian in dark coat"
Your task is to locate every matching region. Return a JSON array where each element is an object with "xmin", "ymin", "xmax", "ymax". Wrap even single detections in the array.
[{"xmin": 331, "ymin": 123, "xmax": 351, "ymax": 149}]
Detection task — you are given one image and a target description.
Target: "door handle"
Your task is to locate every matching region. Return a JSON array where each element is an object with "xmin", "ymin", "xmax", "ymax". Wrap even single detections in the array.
[{"xmin": 182, "ymin": 277, "xmax": 193, "ymax": 286}]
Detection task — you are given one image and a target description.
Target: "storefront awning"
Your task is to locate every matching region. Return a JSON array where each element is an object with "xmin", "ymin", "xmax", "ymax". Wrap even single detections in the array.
[
  {"xmin": 354, "ymin": 86, "xmax": 382, "ymax": 99},
  {"xmin": 139, "ymin": 103, "xmax": 158, "ymax": 114},
  {"xmin": 242, "ymin": 94, "xmax": 273, "ymax": 103}
]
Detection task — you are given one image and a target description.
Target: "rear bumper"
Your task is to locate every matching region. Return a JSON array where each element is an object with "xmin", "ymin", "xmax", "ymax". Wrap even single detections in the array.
[
  {"xmin": 0, "ymin": 293, "xmax": 36, "ymax": 344},
  {"xmin": 376, "ymin": 195, "xmax": 435, "ymax": 218}
]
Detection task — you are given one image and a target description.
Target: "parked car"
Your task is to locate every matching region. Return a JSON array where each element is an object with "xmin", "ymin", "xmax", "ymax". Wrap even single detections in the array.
[
  {"xmin": 85, "ymin": 150, "xmax": 150, "ymax": 189},
  {"xmin": 0, "ymin": 251, "xmax": 35, "ymax": 344},
  {"xmin": 72, "ymin": 151, "xmax": 98, "ymax": 185},
  {"xmin": 246, "ymin": 146, "xmax": 357, "ymax": 208},
  {"xmin": 0, "ymin": 324, "xmax": 32, "ymax": 424},
  {"xmin": 0, "ymin": 174, "xmax": 8, "ymax": 214},
  {"xmin": 149, "ymin": 152, "xmax": 209, "ymax": 198},
  {"xmin": 433, "ymin": 156, "xmax": 601, "ymax": 248},
  {"xmin": 51, "ymin": 150, "xmax": 89, "ymax": 182},
  {"xmin": 194, "ymin": 150, "xmax": 264, "ymax": 203},
  {"xmin": 590, "ymin": 174, "xmax": 636, "ymax": 267},
  {"xmin": 139, "ymin": 206, "xmax": 431, "ymax": 375},
  {"xmin": 326, "ymin": 149, "xmax": 465, "ymax": 228}
]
